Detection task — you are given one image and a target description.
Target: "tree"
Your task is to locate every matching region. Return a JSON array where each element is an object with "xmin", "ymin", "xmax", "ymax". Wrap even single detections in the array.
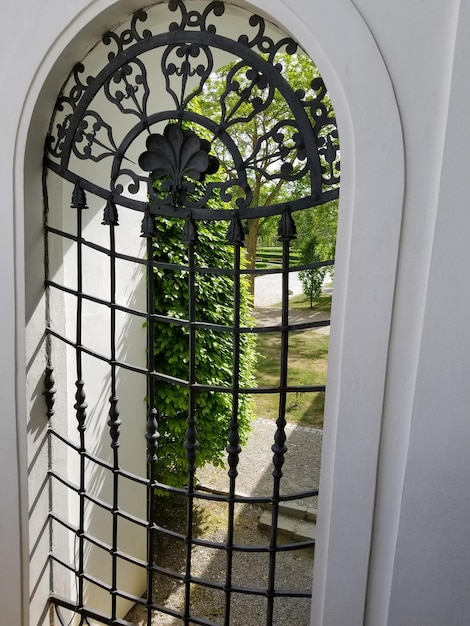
[
  {"xmin": 293, "ymin": 200, "xmax": 338, "ymax": 263},
  {"xmin": 188, "ymin": 51, "xmax": 337, "ymax": 293},
  {"xmin": 298, "ymin": 236, "xmax": 326, "ymax": 307},
  {"xmin": 294, "ymin": 199, "xmax": 337, "ymax": 305}
]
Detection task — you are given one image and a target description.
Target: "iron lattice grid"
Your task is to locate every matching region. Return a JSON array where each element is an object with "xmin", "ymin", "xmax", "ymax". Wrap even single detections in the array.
[{"xmin": 42, "ymin": 1, "xmax": 339, "ymax": 624}]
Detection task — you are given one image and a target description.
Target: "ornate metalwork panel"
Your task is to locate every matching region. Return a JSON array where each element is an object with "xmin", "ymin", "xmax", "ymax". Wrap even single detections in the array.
[{"xmin": 43, "ymin": 2, "xmax": 339, "ymax": 624}]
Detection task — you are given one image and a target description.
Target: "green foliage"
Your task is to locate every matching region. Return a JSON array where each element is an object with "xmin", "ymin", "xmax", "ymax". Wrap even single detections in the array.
[
  {"xmin": 151, "ymin": 216, "xmax": 256, "ymax": 488},
  {"xmin": 188, "ymin": 51, "xmax": 334, "ymax": 199},
  {"xmin": 298, "ymin": 232, "xmax": 327, "ymax": 307},
  {"xmin": 293, "ymin": 200, "xmax": 338, "ymax": 263},
  {"xmin": 187, "ymin": 51, "xmax": 337, "ymax": 291},
  {"xmin": 147, "ymin": 45, "xmax": 339, "ymax": 483},
  {"xmin": 299, "ymin": 264, "xmax": 325, "ymax": 308},
  {"xmin": 255, "ymin": 246, "xmax": 301, "ymax": 269},
  {"xmin": 294, "ymin": 200, "xmax": 338, "ymax": 304}
]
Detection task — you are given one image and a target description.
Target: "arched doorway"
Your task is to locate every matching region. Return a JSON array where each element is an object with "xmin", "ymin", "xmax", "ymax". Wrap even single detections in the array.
[{"xmin": 41, "ymin": 1, "xmax": 339, "ymax": 623}]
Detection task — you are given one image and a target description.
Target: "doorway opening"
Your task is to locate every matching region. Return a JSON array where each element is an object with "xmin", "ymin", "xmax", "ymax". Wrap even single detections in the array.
[{"xmin": 41, "ymin": 2, "xmax": 339, "ymax": 623}]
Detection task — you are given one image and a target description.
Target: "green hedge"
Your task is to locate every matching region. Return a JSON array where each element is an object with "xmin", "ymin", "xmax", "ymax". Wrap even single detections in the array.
[{"xmin": 152, "ymin": 217, "xmax": 256, "ymax": 488}]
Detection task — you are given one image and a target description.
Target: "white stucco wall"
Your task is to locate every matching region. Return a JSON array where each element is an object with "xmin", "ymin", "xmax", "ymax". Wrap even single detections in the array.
[
  {"xmin": 369, "ymin": 2, "xmax": 470, "ymax": 624},
  {"xmin": 348, "ymin": 2, "xmax": 469, "ymax": 625},
  {"xmin": 2, "ymin": 0, "xmax": 470, "ymax": 625}
]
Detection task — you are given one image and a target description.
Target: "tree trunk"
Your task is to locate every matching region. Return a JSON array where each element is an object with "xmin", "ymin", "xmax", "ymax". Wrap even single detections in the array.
[{"xmin": 245, "ymin": 217, "xmax": 260, "ymax": 297}]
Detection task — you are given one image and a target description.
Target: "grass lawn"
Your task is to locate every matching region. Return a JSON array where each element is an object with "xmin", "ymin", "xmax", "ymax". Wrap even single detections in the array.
[
  {"xmin": 287, "ymin": 292, "xmax": 332, "ymax": 313},
  {"xmin": 253, "ymin": 292, "xmax": 331, "ymax": 430}
]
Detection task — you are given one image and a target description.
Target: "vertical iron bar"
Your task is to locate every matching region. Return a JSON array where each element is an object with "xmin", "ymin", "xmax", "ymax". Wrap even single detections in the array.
[
  {"xmin": 145, "ymin": 232, "xmax": 159, "ymax": 624},
  {"xmin": 44, "ymin": 364, "xmax": 56, "ymax": 600},
  {"xmin": 43, "ymin": 168, "xmax": 55, "ymax": 599},
  {"xmin": 75, "ymin": 204, "xmax": 87, "ymax": 613},
  {"xmin": 108, "ymin": 224, "xmax": 121, "ymax": 624},
  {"xmin": 224, "ymin": 243, "xmax": 242, "ymax": 626},
  {"xmin": 183, "ymin": 242, "xmax": 198, "ymax": 624},
  {"xmin": 43, "ymin": 169, "xmax": 54, "ymax": 403},
  {"xmin": 266, "ymin": 237, "xmax": 291, "ymax": 625}
]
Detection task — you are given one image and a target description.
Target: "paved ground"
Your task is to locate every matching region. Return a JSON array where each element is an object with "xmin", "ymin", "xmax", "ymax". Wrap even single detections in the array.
[
  {"xmin": 254, "ymin": 272, "xmax": 303, "ymax": 307},
  {"xmin": 254, "ymin": 305, "xmax": 331, "ymax": 333},
  {"xmin": 197, "ymin": 418, "xmax": 322, "ymax": 513},
  {"xmin": 254, "ymin": 272, "xmax": 332, "ymax": 335},
  {"xmin": 126, "ymin": 277, "xmax": 326, "ymax": 625},
  {"xmin": 198, "ymin": 271, "xmax": 328, "ymax": 508},
  {"xmin": 228, "ymin": 272, "xmax": 326, "ymax": 509}
]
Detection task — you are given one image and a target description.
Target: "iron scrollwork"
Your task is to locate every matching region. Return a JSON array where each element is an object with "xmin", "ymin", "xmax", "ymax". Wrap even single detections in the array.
[
  {"xmin": 168, "ymin": 0, "xmax": 225, "ymax": 34},
  {"xmin": 45, "ymin": 1, "xmax": 340, "ymax": 224},
  {"xmin": 162, "ymin": 43, "xmax": 214, "ymax": 111},
  {"xmin": 104, "ymin": 59, "xmax": 150, "ymax": 119},
  {"xmin": 73, "ymin": 111, "xmax": 119, "ymax": 162}
]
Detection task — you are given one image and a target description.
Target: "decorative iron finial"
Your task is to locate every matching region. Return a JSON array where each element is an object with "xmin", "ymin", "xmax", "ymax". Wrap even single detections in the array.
[
  {"xmin": 226, "ymin": 421, "xmax": 241, "ymax": 481},
  {"xmin": 145, "ymin": 407, "xmax": 159, "ymax": 463},
  {"xmin": 43, "ymin": 365, "xmax": 56, "ymax": 420},
  {"xmin": 101, "ymin": 198, "xmax": 119, "ymax": 226},
  {"xmin": 181, "ymin": 212, "xmax": 198, "ymax": 245},
  {"xmin": 70, "ymin": 182, "xmax": 88, "ymax": 209},
  {"xmin": 140, "ymin": 209, "xmax": 156, "ymax": 237},
  {"xmin": 227, "ymin": 213, "xmax": 245, "ymax": 246},
  {"xmin": 74, "ymin": 380, "xmax": 88, "ymax": 433},
  {"xmin": 277, "ymin": 207, "xmax": 297, "ymax": 242},
  {"xmin": 271, "ymin": 420, "xmax": 288, "ymax": 480},
  {"xmin": 107, "ymin": 396, "xmax": 121, "ymax": 450},
  {"xmin": 184, "ymin": 413, "xmax": 199, "ymax": 474}
]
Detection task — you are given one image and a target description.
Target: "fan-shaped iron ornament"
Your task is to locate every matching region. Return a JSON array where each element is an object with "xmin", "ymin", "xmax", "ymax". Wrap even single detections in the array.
[{"xmin": 139, "ymin": 123, "xmax": 220, "ymax": 207}]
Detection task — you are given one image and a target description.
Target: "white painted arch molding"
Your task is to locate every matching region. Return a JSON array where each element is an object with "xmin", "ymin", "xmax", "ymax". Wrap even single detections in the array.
[
  {"xmin": 261, "ymin": 2, "xmax": 405, "ymax": 626},
  {"xmin": 13, "ymin": 0, "xmax": 404, "ymax": 625},
  {"xmin": 213, "ymin": 2, "xmax": 405, "ymax": 625}
]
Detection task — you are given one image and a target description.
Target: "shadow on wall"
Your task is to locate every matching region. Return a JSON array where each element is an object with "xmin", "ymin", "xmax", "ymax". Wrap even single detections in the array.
[{"xmin": 28, "ymin": 191, "xmax": 151, "ymax": 622}]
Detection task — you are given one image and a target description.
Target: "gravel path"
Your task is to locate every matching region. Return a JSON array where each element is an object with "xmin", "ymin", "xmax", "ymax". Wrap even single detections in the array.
[
  {"xmin": 254, "ymin": 272, "xmax": 303, "ymax": 307},
  {"xmin": 126, "ymin": 493, "xmax": 315, "ymax": 626},
  {"xmin": 126, "ymin": 421, "xmax": 322, "ymax": 626},
  {"xmin": 126, "ymin": 280, "xmax": 325, "ymax": 625},
  {"xmin": 198, "ymin": 419, "xmax": 322, "ymax": 510}
]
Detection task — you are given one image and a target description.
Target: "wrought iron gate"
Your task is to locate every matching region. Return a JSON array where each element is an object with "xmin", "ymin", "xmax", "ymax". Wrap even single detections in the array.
[{"xmin": 42, "ymin": 2, "xmax": 339, "ymax": 624}]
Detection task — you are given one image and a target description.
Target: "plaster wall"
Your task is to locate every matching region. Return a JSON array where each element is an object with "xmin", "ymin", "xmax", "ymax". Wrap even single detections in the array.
[
  {"xmin": 376, "ymin": 2, "xmax": 470, "ymax": 624},
  {"xmin": 42, "ymin": 167, "xmax": 149, "ymax": 620},
  {"xmin": 1, "ymin": 0, "xmax": 469, "ymax": 625},
  {"xmin": 343, "ymin": 2, "xmax": 470, "ymax": 625}
]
